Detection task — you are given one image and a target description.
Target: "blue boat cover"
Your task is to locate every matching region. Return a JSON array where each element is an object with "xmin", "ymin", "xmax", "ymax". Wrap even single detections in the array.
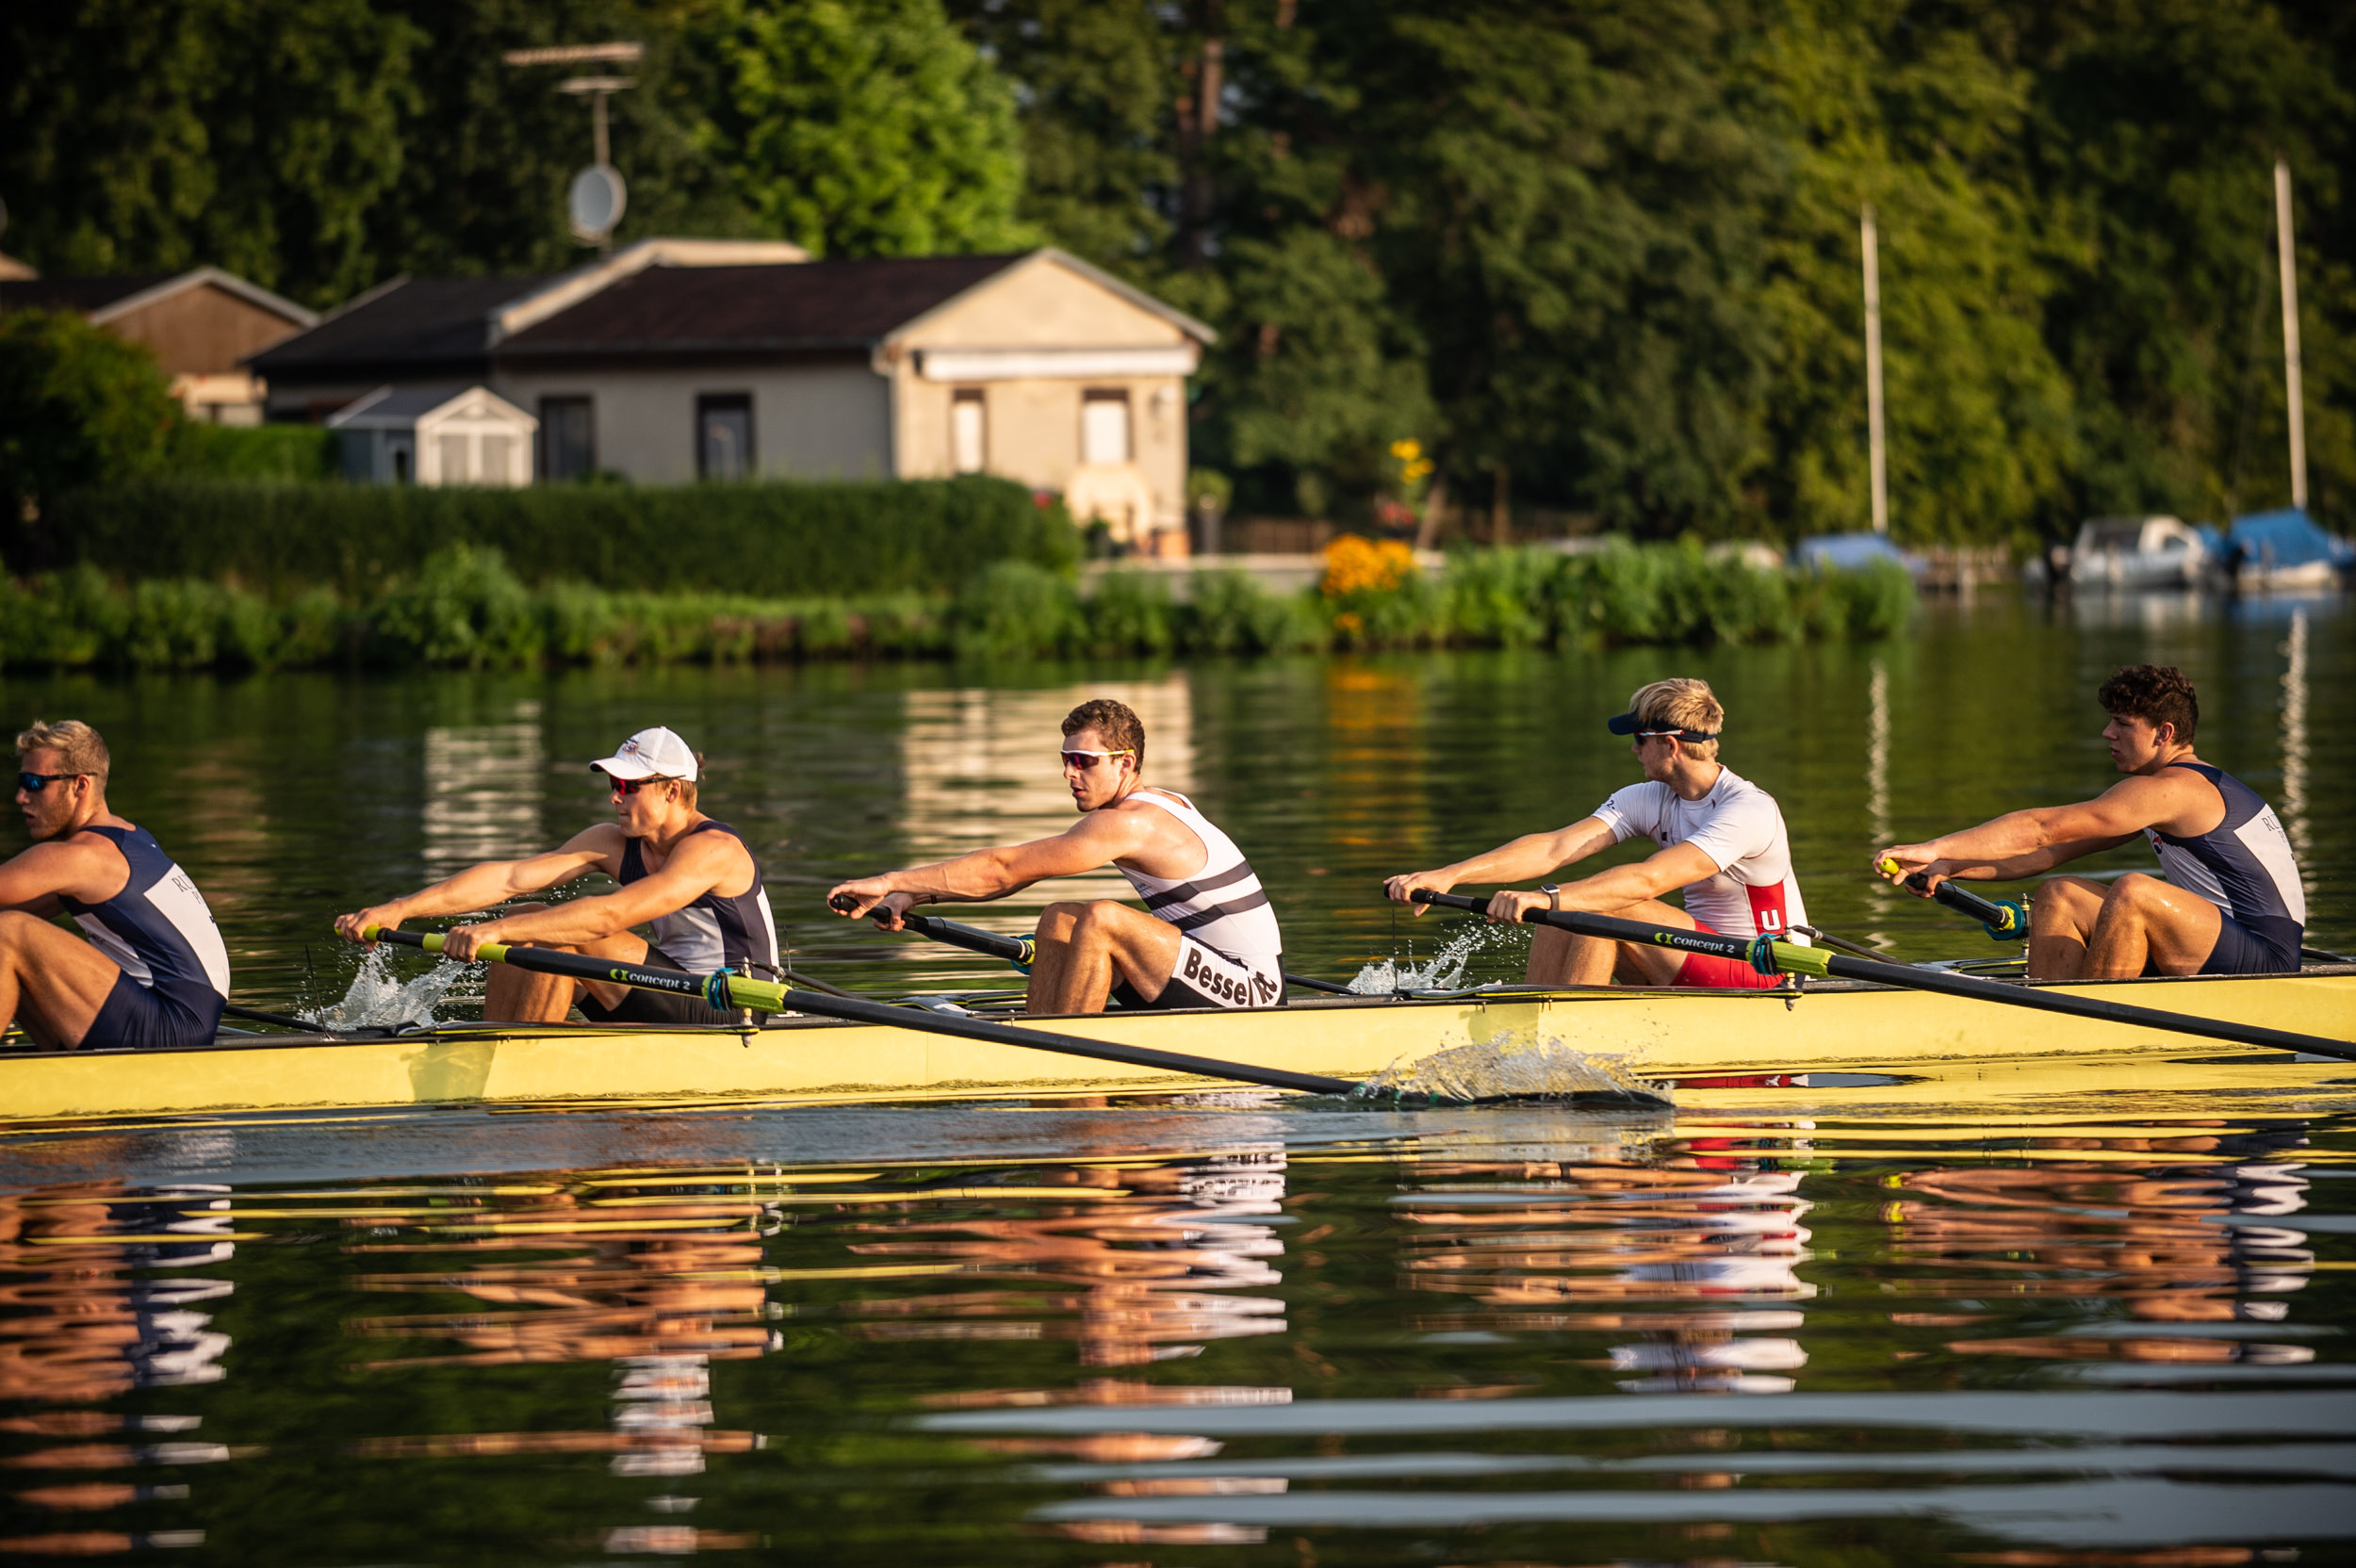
[
  {"xmin": 2225, "ymin": 509, "xmax": 2354, "ymax": 571},
  {"xmin": 1793, "ymin": 532, "xmax": 1925, "ymax": 574}
]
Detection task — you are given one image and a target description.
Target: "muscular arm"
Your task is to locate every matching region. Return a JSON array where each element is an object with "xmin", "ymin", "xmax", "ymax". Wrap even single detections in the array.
[
  {"xmin": 830, "ymin": 809, "xmax": 1158, "ymax": 926},
  {"xmin": 0, "ymin": 839, "xmax": 119, "ymax": 919},
  {"xmin": 1873, "ymin": 776, "xmax": 2189, "ymax": 888},
  {"xmin": 1383, "ymin": 818, "xmax": 1618, "ymax": 911},
  {"xmin": 454, "ymin": 831, "xmax": 748, "ymax": 952},
  {"xmin": 335, "ymin": 826, "xmax": 620, "ymax": 942},
  {"xmin": 1555, "ymin": 840, "xmax": 1719, "ymax": 912}
]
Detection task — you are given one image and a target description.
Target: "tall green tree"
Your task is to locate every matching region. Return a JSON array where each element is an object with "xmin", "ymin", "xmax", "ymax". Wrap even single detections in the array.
[
  {"xmin": 688, "ymin": 0, "xmax": 1033, "ymax": 256},
  {"xmin": 1, "ymin": 0, "xmax": 418, "ymax": 306}
]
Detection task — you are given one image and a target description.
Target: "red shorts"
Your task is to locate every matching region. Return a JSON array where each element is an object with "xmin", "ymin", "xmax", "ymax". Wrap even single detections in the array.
[{"xmin": 1663, "ymin": 918, "xmax": 1786, "ymax": 990}]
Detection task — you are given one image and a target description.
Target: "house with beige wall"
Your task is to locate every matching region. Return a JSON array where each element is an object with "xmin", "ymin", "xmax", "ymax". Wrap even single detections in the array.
[{"xmin": 247, "ymin": 239, "xmax": 1212, "ymax": 548}]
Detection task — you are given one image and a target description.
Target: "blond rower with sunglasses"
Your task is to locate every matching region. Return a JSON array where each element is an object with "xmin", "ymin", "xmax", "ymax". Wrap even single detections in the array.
[
  {"xmin": 335, "ymin": 727, "xmax": 779, "ymax": 1025},
  {"xmin": 0, "ymin": 719, "xmax": 231, "ymax": 1049},
  {"xmin": 828, "ymin": 697, "xmax": 1287, "ymax": 1015},
  {"xmin": 1383, "ymin": 678, "xmax": 1811, "ymax": 989}
]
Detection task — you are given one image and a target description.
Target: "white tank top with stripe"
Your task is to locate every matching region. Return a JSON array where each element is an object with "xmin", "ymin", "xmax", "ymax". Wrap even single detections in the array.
[{"xmin": 1117, "ymin": 790, "xmax": 1284, "ymax": 968}]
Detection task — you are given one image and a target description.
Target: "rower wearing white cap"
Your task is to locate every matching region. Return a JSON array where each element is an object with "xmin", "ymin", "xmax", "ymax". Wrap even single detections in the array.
[{"xmin": 334, "ymin": 727, "xmax": 780, "ymax": 1026}]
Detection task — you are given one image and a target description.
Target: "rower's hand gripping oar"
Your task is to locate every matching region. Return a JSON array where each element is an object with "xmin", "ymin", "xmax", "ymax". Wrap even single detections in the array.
[
  {"xmin": 1407, "ymin": 890, "xmax": 2356, "ymax": 1064},
  {"xmin": 827, "ymin": 894, "xmax": 1358, "ymax": 997},
  {"xmin": 827, "ymin": 893, "xmax": 1037, "ymax": 972},
  {"xmin": 359, "ymin": 925, "xmax": 1361, "ymax": 1097},
  {"xmin": 1875, "ymin": 858, "xmax": 2028, "ymax": 941}
]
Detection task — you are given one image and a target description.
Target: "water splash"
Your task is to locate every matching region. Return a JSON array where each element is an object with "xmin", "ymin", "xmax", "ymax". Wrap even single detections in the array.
[
  {"xmin": 303, "ymin": 945, "xmax": 477, "ymax": 1031},
  {"xmin": 1347, "ymin": 921, "xmax": 1528, "ymax": 994},
  {"xmin": 1353, "ymin": 1030, "xmax": 1671, "ymax": 1106}
]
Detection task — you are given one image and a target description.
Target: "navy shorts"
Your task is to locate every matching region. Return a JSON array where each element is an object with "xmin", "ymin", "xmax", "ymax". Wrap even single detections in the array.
[
  {"xmin": 2198, "ymin": 914, "xmax": 2301, "ymax": 976},
  {"xmin": 85, "ymin": 974, "xmax": 224, "ymax": 1051}
]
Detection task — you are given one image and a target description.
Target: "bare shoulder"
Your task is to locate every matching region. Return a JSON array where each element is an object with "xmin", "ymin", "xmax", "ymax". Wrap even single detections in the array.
[
  {"xmin": 2089, "ymin": 768, "xmax": 2206, "ymax": 828},
  {"xmin": 1103, "ymin": 789, "xmax": 1205, "ymax": 874},
  {"xmin": 40, "ymin": 831, "xmax": 127, "ymax": 900}
]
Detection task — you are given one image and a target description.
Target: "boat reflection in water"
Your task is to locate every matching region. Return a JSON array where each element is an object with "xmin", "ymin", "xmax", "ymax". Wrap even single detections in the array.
[
  {"xmin": 0, "ymin": 1098, "xmax": 2345, "ymax": 1562},
  {"xmin": 0, "ymin": 1184, "xmax": 232, "ymax": 1555}
]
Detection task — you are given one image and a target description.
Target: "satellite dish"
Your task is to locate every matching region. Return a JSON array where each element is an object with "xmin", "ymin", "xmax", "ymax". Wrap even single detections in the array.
[{"xmin": 568, "ymin": 163, "xmax": 626, "ymax": 243}]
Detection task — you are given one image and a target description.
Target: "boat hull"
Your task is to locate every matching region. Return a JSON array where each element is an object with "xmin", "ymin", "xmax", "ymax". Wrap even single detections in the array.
[{"xmin": 2, "ymin": 968, "xmax": 2351, "ymax": 1123}]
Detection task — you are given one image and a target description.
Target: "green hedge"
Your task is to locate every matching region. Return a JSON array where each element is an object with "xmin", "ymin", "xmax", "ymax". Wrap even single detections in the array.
[
  {"xmin": 9, "ymin": 475, "xmax": 1078, "ymax": 597},
  {"xmin": 0, "ymin": 540, "xmax": 1913, "ymax": 674}
]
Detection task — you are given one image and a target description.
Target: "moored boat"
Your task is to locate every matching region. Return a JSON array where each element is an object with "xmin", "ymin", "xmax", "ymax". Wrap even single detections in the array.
[{"xmin": 2, "ymin": 962, "xmax": 2351, "ymax": 1123}]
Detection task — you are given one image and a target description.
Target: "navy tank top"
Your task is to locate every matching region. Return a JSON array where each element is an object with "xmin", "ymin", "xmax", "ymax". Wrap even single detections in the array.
[
  {"xmin": 57, "ymin": 825, "xmax": 232, "ymax": 1015},
  {"xmin": 2149, "ymin": 762, "xmax": 2306, "ymax": 963},
  {"xmin": 618, "ymin": 820, "xmax": 780, "ymax": 979}
]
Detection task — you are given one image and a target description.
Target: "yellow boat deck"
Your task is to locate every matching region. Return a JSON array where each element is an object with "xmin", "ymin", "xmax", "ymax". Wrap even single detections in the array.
[{"xmin": 1, "ymin": 965, "xmax": 2350, "ymax": 1125}]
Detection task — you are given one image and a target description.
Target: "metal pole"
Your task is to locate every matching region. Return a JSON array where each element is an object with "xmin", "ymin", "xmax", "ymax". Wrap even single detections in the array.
[
  {"xmin": 2275, "ymin": 159, "xmax": 2308, "ymax": 512},
  {"xmin": 1862, "ymin": 204, "xmax": 1889, "ymax": 535},
  {"xmin": 593, "ymin": 89, "xmax": 611, "ymax": 167}
]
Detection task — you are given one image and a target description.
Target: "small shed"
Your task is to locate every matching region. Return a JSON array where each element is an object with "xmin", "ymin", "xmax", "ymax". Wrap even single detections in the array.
[{"xmin": 328, "ymin": 385, "xmax": 537, "ymax": 485}]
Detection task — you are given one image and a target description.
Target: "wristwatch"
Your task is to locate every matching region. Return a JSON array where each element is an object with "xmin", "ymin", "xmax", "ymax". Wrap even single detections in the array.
[{"xmin": 1538, "ymin": 883, "xmax": 1561, "ymax": 909}]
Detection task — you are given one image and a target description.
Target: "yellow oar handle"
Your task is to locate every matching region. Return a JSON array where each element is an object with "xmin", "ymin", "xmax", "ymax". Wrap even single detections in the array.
[{"xmin": 362, "ymin": 925, "xmax": 513, "ymax": 965}]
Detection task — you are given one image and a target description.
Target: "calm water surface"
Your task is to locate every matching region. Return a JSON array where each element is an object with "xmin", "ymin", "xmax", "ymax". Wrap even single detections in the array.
[{"xmin": 0, "ymin": 590, "xmax": 2350, "ymax": 1562}]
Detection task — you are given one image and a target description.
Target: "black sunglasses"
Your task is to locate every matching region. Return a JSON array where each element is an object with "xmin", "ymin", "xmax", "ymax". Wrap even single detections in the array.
[
  {"xmin": 606, "ymin": 774, "xmax": 679, "ymax": 796},
  {"xmin": 17, "ymin": 772, "xmax": 83, "ymax": 793}
]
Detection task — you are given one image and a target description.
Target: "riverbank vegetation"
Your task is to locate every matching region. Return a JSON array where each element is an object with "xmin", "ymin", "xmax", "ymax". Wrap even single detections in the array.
[{"xmin": 0, "ymin": 539, "xmax": 1912, "ymax": 674}]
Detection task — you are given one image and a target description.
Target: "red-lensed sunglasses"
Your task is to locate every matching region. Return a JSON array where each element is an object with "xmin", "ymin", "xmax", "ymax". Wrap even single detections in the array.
[{"xmin": 604, "ymin": 774, "xmax": 679, "ymax": 796}]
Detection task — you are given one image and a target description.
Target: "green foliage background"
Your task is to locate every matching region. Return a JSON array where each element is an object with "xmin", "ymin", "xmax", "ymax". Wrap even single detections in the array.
[
  {"xmin": 6, "ymin": 0, "xmax": 2354, "ymax": 545},
  {"xmin": 6, "ymin": 476, "xmax": 1079, "ymax": 597},
  {"xmin": 0, "ymin": 543, "xmax": 1914, "ymax": 674}
]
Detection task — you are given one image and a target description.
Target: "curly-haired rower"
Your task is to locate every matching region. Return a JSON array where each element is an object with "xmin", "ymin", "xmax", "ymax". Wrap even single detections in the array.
[{"xmin": 1875, "ymin": 664, "xmax": 2305, "ymax": 978}]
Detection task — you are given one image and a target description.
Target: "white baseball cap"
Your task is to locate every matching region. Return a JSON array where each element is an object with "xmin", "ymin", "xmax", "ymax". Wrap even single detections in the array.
[{"xmin": 589, "ymin": 726, "xmax": 699, "ymax": 782}]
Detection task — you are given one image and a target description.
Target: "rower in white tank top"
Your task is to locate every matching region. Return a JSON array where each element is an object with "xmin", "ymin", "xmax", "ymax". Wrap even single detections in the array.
[{"xmin": 1116, "ymin": 788, "xmax": 1285, "ymax": 968}]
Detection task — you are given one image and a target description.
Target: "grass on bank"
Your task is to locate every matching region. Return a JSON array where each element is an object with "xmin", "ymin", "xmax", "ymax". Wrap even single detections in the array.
[{"xmin": 0, "ymin": 538, "xmax": 1916, "ymax": 673}]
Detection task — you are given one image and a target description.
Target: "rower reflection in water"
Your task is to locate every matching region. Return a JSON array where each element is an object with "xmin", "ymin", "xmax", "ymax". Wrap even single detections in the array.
[
  {"xmin": 333, "ymin": 726, "xmax": 780, "ymax": 1025},
  {"xmin": 1384, "ymin": 678, "xmax": 1812, "ymax": 989},
  {"xmin": 1400, "ymin": 1149, "xmax": 1816, "ymax": 1396},
  {"xmin": 1875, "ymin": 664, "xmax": 2307, "ymax": 979},
  {"xmin": 829, "ymin": 698, "xmax": 1287, "ymax": 1015}
]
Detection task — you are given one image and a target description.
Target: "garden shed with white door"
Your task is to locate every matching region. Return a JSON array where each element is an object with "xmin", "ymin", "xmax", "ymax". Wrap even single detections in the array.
[{"xmin": 329, "ymin": 384, "xmax": 538, "ymax": 485}]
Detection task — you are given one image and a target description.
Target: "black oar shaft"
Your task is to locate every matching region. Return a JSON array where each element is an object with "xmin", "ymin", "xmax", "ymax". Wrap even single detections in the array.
[
  {"xmin": 1407, "ymin": 889, "xmax": 2356, "ymax": 1064},
  {"xmin": 871, "ymin": 900, "xmax": 1356, "ymax": 997},
  {"xmin": 364, "ymin": 926, "xmax": 1359, "ymax": 1096},
  {"xmin": 1812, "ymin": 949, "xmax": 2356, "ymax": 1061},
  {"xmin": 902, "ymin": 911, "xmax": 1034, "ymax": 965}
]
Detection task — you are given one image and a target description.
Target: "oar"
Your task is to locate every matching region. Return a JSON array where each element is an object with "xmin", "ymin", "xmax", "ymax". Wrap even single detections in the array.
[
  {"xmin": 222, "ymin": 1001, "xmax": 325, "ymax": 1032},
  {"xmin": 1408, "ymin": 890, "xmax": 2356, "ymax": 1064},
  {"xmin": 1875, "ymin": 858, "xmax": 2029, "ymax": 940},
  {"xmin": 827, "ymin": 894, "xmax": 1358, "ymax": 996},
  {"xmin": 360, "ymin": 925, "xmax": 1359, "ymax": 1096}
]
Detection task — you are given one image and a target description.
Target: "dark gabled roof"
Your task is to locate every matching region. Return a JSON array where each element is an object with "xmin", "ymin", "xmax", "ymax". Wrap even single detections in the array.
[
  {"xmin": 0, "ymin": 274, "xmax": 181, "ymax": 314},
  {"xmin": 495, "ymin": 253, "xmax": 1023, "ymax": 356},
  {"xmin": 0, "ymin": 269, "xmax": 316, "ymax": 327},
  {"xmin": 248, "ymin": 275, "xmax": 546, "ymax": 375}
]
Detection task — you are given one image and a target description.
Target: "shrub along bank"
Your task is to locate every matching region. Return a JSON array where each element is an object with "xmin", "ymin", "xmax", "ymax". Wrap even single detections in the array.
[
  {"xmin": 8, "ymin": 475, "xmax": 1079, "ymax": 598},
  {"xmin": 0, "ymin": 538, "xmax": 1913, "ymax": 674}
]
